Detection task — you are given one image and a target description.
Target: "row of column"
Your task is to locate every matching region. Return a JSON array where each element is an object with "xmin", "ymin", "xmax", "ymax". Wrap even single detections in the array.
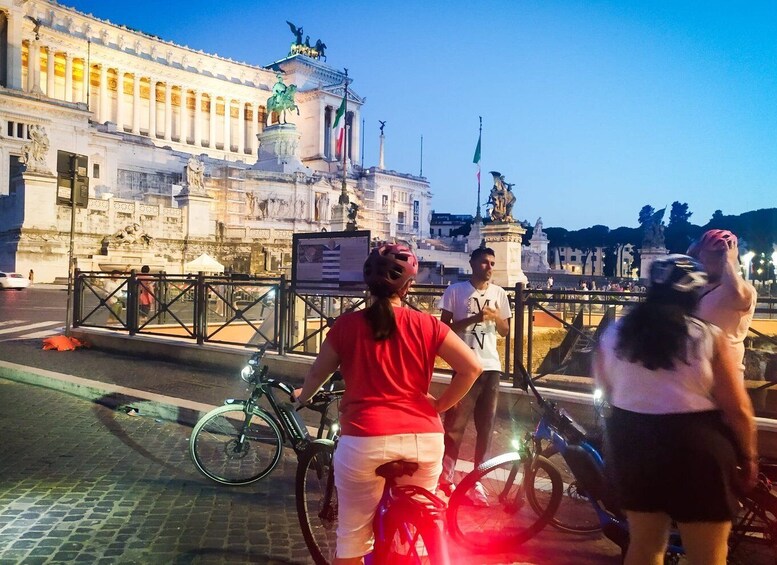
[
  {"xmin": 24, "ymin": 40, "xmax": 89, "ymax": 103},
  {"xmin": 23, "ymin": 40, "xmax": 263, "ymax": 156}
]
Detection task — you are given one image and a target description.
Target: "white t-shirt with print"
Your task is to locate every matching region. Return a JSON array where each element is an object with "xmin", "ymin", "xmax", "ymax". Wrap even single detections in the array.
[{"xmin": 440, "ymin": 281, "xmax": 511, "ymax": 372}]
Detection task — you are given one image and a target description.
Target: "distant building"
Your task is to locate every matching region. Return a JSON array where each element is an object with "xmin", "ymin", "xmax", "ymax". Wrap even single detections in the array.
[
  {"xmin": 551, "ymin": 246, "xmax": 606, "ymax": 276},
  {"xmin": 429, "ymin": 212, "xmax": 473, "ymax": 238}
]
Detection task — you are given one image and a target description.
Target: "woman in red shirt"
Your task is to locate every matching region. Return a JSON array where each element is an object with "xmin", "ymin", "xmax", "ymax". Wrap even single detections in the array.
[{"xmin": 295, "ymin": 244, "xmax": 481, "ymax": 565}]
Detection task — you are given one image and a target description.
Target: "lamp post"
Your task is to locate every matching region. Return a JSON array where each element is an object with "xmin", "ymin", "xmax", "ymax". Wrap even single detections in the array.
[{"xmin": 741, "ymin": 251, "xmax": 755, "ymax": 282}]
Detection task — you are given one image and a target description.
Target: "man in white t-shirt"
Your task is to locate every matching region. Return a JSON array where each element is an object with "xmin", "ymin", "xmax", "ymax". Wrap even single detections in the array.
[
  {"xmin": 688, "ymin": 229, "xmax": 757, "ymax": 371},
  {"xmin": 438, "ymin": 247, "xmax": 512, "ymax": 495}
]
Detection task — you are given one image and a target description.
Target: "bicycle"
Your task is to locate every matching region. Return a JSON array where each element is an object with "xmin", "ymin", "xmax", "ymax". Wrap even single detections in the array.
[
  {"xmin": 444, "ymin": 430, "xmax": 564, "ymax": 554},
  {"xmin": 296, "ymin": 439, "xmax": 450, "ymax": 565},
  {"xmin": 189, "ymin": 344, "xmax": 343, "ymax": 485}
]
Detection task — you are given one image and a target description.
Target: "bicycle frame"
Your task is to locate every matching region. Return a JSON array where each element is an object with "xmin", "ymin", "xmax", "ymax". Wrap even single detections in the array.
[{"xmin": 521, "ymin": 363, "xmax": 684, "ymax": 556}]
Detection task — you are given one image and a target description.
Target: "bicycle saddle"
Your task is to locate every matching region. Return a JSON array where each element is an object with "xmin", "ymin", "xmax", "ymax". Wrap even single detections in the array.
[{"xmin": 376, "ymin": 460, "xmax": 419, "ymax": 480}]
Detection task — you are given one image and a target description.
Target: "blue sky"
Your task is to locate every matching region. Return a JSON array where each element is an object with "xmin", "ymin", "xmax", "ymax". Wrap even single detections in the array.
[{"xmin": 61, "ymin": 0, "xmax": 776, "ymax": 230}]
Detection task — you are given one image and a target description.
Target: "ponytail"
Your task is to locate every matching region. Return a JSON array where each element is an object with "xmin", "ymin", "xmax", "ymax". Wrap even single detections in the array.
[{"xmin": 364, "ymin": 294, "xmax": 397, "ymax": 341}]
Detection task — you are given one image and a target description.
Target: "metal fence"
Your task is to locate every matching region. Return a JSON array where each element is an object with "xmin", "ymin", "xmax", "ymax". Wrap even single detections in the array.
[{"xmin": 74, "ymin": 270, "xmax": 777, "ymax": 413}]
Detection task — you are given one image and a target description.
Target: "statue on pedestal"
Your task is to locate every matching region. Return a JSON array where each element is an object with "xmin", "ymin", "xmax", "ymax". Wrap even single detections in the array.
[
  {"xmin": 642, "ymin": 208, "xmax": 666, "ymax": 248},
  {"xmin": 487, "ymin": 171, "xmax": 516, "ymax": 223},
  {"xmin": 267, "ymin": 74, "xmax": 299, "ymax": 124},
  {"xmin": 185, "ymin": 156, "xmax": 205, "ymax": 194},
  {"xmin": 19, "ymin": 125, "xmax": 50, "ymax": 173}
]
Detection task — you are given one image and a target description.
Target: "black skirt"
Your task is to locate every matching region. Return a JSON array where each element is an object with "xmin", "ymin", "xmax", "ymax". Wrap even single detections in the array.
[{"xmin": 605, "ymin": 406, "xmax": 740, "ymax": 522}]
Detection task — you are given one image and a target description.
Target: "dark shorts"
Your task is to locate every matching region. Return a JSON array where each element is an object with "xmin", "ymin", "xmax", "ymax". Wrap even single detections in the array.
[{"xmin": 605, "ymin": 407, "xmax": 739, "ymax": 522}]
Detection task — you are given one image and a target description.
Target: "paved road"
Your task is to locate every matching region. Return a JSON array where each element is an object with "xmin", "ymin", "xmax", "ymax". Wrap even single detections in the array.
[
  {"xmin": 0, "ymin": 286, "xmax": 67, "ymax": 342},
  {"xmin": 0, "ymin": 332, "xmax": 626, "ymax": 565}
]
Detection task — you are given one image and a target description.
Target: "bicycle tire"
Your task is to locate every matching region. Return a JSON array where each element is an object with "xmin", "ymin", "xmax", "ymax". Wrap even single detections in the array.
[
  {"xmin": 532, "ymin": 447, "xmax": 601, "ymax": 534},
  {"xmin": 447, "ymin": 452, "xmax": 563, "ymax": 553},
  {"xmin": 728, "ymin": 483, "xmax": 777, "ymax": 565},
  {"xmin": 296, "ymin": 440, "xmax": 338, "ymax": 565},
  {"xmin": 189, "ymin": 404, "xmax": 283, "ymax": 485},
  {"xmin": 374, "ymin": 508, "xmax": 448, "ymax": 565}
]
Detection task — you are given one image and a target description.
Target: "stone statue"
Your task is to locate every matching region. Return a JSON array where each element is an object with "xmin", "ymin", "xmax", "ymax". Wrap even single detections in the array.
[
  {"xmin": 487, "ymin": 171, "xmax": 516, "ymax": 223},
  {"xmin": 286, "ymin": 21, "xmax": 303, "ymax": 45},
  {"xmin": 315, "ymin": 192, "xmax": 330, "ymax": 222},
  {"xmin": 109, "ymin": 223, "xmax": 153, "ymax": 246},
  {"xmin": 19, "ymin": 125, "xmax": 50, "ymax": 173},
  {"xmin": 266, "ymin": 74, "xmax": 299, "ymax": 124},
  {"xmin": 185, "ymin": 156, "xmax": 205, "ymax": 193},
  {"xmin": 379, "ymin": 120, "xmax": 386, "ymax": 135},
  {"xmin": 642, "ymin": 208, "xmax": 666, "ymax": 248},
  {"xmin": 314, "ymin": 40, "xmax": 327, "ymax": 60},
  {"xmin": 533, "ymin": 217, "xmax": 546, "ymax": 239}
]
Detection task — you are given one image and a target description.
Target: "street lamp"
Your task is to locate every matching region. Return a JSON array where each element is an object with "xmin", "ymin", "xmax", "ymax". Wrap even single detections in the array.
[{"xmin": 741, "ymin": 251, "xmax": 755, "ymax": 282}]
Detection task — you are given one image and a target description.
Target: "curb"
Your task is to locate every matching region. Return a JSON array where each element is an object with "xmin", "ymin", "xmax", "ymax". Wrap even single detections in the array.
[{"xmin": 0, "ymin": 359, "xmax": 216, "ymax": 426}]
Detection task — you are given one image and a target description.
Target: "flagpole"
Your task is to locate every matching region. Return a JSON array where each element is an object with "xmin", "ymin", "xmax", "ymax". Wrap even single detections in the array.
[
  {"xmin": 420, "ymin": 135, "xmax": 423, "ymax": 177},
  {"xmin": 339, "ymin": 68, "xmax": 349, "ymax": 206},
  {"xmin": 475, "ymin": 116, "xmax": 482, "ymax": 221}
]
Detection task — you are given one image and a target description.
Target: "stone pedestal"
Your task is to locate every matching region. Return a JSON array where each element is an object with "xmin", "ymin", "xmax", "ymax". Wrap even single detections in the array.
[
  {"xmin": 255, "ymin": 124, "xmax": 308, "ymax": 173},
  {"xmin": 330, "ymin": 203, "xmax": 349, "ymax": 232},
  {"xmin": 21, "ymin": 171, "xmax": 58, "ymax": 230},
  {"xmin": 639, "ymin": 246, "xmax": 669, "ymax": 280},
  {"xmin": 175, "ymin": 190, "xmax": 215, "ymax": 239},
  {"xmin": 482, "ymin": 222, "xmax": 528, "ymax": 287}
]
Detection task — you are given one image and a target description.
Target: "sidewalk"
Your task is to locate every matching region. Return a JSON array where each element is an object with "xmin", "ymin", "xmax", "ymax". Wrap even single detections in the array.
[{"xmin": 0, "ymin": 335, "xmax": 622, "ymax": 564}]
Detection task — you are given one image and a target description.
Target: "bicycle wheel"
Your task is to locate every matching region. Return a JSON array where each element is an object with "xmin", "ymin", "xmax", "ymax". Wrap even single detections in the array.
[
  {"xmin": 728, "ymin": 482, "xmax": 777, "ymax": 565},
  {"xmin": 531, "ymin": 447, "xmax": 601, "ymax": 534},
  {"xmin": 447, "ymin": 452, "xmax": 563, "ymax": 553},
  {"xmin": 189, "ymin": 404, "xmax": 283, "ymax": 485},
  {"xmin": 296, "ymin": 440, "xmax": 338, "ymax": 565},
  {"xmin": 374, "ymin": 510, "xmax": 448, "ymax": 565}
]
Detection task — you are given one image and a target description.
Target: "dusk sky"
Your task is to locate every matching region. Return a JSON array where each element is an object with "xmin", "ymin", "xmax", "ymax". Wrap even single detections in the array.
[{"xmin": 61, "ymin": 1, "xmax": 776, "ymax": 230}]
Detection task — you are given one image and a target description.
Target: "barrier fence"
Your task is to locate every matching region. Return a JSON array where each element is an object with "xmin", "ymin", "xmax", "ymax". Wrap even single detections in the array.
[{"xmin": 74, "ymin": 270, "xmax": 777, "ymax": 417}]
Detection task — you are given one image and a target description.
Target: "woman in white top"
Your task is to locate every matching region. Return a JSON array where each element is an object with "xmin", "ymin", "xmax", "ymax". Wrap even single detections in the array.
[{"xmin": 595, "ymin": 255, "xmax": 757, "ymax": 565}]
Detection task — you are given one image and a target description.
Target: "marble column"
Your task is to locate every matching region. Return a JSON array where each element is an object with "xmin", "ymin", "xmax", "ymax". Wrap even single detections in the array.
[
  {"xmin": 148, "ymin": 79, "xmax": 157, "ymax": 138},
  {"xmin": 115, "ymin": 71, "xmax": 125, "ymax": 131},
  {"xmin": 209, "ymin": 95, "xmax": 217, "ymax": 148},
  {"xmin": 193, "ymin": 90, "xmax": 202, "ymax": 147},
  {"xmin": 46, "ymin": 46, "xmax": 56, "ymax": 97},
  {"xmin": 6, "ymin": 12, "xmax": 24, "ymax": 90},
  {"xmin": 26, "ymin": 40, "xmax": 36, "ymax": 92},
  {"xmin": 81, "ymin": 59, "xmax": 90, "ymax": 104},
  {"xmin": 249, "ymin": 104, "xmax": 258, "ymax": 156},
  {"xmin": 131, "ymin": 74, "xmax": 141, "ymax": 134},
  {"xmin": 237, "ymin": 101, "xmax": 245, "ymax": 155},
  {"xmin": 64, "ymin": 53, "xmax": 73, "ymax": 102},
  {"xmin": 99, "ymin": 64, "xmax": 108, "ymax": 123},
  {"xmin": 223, "ymin": 98, "xmax": 231, "ymax": 152},
  {"xmin": 180, "ymin": 88, "xmax": 189, "ymax": 144},
  {"xmin": 164, "ymin": 82, "xmax": 172, "ymax": 141}
]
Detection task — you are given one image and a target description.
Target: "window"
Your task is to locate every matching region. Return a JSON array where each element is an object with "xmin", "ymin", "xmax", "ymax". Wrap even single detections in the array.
[
  {"xmin": 571, "ymin": 255, "xmax": 577, "ymax": 261},
  {"xmin": 412, "ymin": 200, "xmax": 419, "ymax": 230},
  {"xmin": 93, "ymin": 164, "xmax": 100, "ymax": 179},
  {"xmin": 382, "ymin": 195, "xmax": 388, "ymax": 209},
  {"xmin": 397, "ymin": 211, "xmax": 405, "ymax": 230}
]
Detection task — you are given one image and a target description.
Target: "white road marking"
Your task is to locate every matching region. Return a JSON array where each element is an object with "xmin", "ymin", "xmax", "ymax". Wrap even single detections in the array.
[
  {"xmin": 0, "ymin": 320, "xmax": 25, "ymax": 327},
  {"xmin": 0, "ymin": 321, "xmax": 63, "ymax": 335},
  {"xmin": 16, "ymin": 327, "xmax": 65, "ymax": 339}
]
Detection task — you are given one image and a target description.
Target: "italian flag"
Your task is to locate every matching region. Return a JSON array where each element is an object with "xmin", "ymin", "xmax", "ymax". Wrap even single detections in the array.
[
  {"xmin": 473, "ymin": 130, "xmax": 482, "ymax": 183},
  {"xmin": 333, "ymin": 94, "xmax": 346, "ymax": 157}
]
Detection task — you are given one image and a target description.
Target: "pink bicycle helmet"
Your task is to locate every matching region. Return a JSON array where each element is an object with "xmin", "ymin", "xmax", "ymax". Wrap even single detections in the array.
[
  {"xmin": 363, "ymin": 244, "xmax": 418, "ymax": 295},
  {"xmin": 687, "ymin": 229, "xmax": 737, "ymax": 257}
]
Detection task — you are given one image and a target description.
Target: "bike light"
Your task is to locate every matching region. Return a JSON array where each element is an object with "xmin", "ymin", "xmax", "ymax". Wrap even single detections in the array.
[
  {"xmin": 593, "ymin": 388, "xmax": 603, "ymax": 400},
  {"xmin": 331, "ymin": 423, "xmax": 340, "ymax": 435},
  {"xmin": 240, "ymin": 365, "xmax": 254, "ymax": 381},
  {"xmin": 511, "ymin": 438, "xmax": 522, "ymax": 453}
]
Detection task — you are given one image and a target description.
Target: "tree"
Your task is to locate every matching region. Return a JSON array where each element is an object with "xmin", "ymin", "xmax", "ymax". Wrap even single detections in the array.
[
  {"xmin": 568, "ymin": 225, "xmax": 609, "ymax": 276},
  {"xmin": 709, "ymin": 209, "xmax": 724, "ymax": 225},
  {"xmin": 638, "ymin": 205, "xmax": 655, "ymax": 226},
  {"xmin": 665, "ymin": 201, "xmax": 694, "ymax": 253}
]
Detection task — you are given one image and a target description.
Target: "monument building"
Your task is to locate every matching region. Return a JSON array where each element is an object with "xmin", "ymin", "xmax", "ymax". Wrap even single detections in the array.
[{"xmin": 0, "ymin": 0, "xmax": 431, "ymax": 281}]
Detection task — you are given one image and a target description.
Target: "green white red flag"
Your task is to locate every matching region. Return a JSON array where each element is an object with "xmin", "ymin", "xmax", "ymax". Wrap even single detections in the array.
[{"xmin": 333, "ymin": 93, "xmax": 346, "ymax": 157}]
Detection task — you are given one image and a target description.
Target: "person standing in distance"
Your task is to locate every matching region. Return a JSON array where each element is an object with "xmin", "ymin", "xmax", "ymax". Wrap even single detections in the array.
[
  {"xmin": 688, "ymin": 229, "xmax": 757, "ymax": 369},
  {"xmin": 438, "ymin": 247, "xmax": 511, "ymax": 495}
]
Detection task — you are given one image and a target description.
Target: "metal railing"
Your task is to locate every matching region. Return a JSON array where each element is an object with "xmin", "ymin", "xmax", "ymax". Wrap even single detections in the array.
[{"xmin": 73, "ymin": 271, "xmax": 777, "ymax": 414}]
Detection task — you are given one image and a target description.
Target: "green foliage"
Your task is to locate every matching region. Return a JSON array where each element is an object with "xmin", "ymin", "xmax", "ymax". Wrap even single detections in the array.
[{"xmin": 638, "ymin": 205, "xmax": 655, "ymax": 226}]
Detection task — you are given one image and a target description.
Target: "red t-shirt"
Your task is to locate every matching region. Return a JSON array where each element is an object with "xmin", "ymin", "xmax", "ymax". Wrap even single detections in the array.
[{"xmin": 325, "ymin": 306, "xmax": 449, "ymax": 436}]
